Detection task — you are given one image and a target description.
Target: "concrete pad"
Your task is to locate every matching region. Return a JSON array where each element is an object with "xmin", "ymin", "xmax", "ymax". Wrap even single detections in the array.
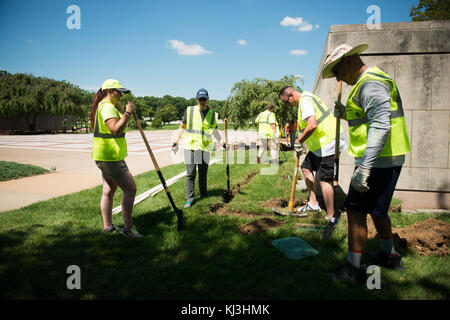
[{"xmin": 0, "ymin": 190, "xmax": 54, "ymax": 212}]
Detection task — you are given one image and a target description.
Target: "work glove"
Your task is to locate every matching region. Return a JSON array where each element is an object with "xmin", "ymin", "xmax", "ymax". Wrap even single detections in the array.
[
  {"xmin": 171, "ymin": 142, "xmax": 179, "ymax": 153},
  {"xmin": 350, "ymin": 164, "xmax": 371, "ymax": 193},
  {"xmin": 333, "ymin": 101, "xmax": 347, "ymax": 120},
  {"xmin": 294, "ymin": 143, "xmax": 304, "ymax": 156}
]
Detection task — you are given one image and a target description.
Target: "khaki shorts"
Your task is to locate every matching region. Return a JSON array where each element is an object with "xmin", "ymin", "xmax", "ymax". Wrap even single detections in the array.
[{"xmin": 95, "ymin": 160, "xmax": 129, "ymax": 180}]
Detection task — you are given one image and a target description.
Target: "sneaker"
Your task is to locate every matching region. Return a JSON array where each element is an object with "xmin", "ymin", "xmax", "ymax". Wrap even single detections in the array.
[
  {"xmin": 184, "ymin": 201, "xmax": 192, "ymax": 209},
  {"xmin": 323, "ymin": 211, "xmax": 342, "ymax": 240},
  {"xmin": 297, "ymin": 202, "xmax": 321, "ymax": 213},
  {"xmin": 331, "ymin": 262, "xmax": 367, "ymax": 283},
  {"xmin": 121, "ymin": 226, "xmax": 144, "ymax": 238},
  {"xmin": 103, "ymin": 224, "xmax": 120, "ymax": 233},
  {"xmin": 366, "ymin": 251, "xmax": 403, "ymax": 270}
]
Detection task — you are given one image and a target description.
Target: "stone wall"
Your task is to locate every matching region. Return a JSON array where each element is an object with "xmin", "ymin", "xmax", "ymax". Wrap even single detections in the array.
[
  {"xmin": 0, "ymin": 114, "xmax": 78, "ymax": 132},
  {"xmin": 312, "ymin": 21, "xmax": 450, "ymax": 209}
]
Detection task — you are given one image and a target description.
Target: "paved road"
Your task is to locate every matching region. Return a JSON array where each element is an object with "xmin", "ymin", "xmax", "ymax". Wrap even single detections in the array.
[{"xmin": 0, "ymin": 129, "xmax": 263, "ymax": 212}]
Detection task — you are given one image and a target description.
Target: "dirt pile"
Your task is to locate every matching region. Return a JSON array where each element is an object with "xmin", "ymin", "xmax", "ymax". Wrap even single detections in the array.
[
  {"xmin": 367, "ymin": 217, "xmax": 450, "ymax": 256},
  {"xmin": 261, "ymin": 198, "xmax": 305, "ymax": 210},
  {"xmin": 239, "ymin": 218, "xmax": 283, "ymax": 235}
]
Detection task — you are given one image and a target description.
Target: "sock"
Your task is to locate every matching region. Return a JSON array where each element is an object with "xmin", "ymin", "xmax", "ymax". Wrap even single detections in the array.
[
  {"xmin": 346, "ymin": 250, "xmax": 362, "ymax": 269},
  {"xmin": 309, "ymin": 201, "xmax": 320, "ymax": 210},
  {"xmin": 379, "ymin": 237, "xmax": 399, "ymax": 256}
]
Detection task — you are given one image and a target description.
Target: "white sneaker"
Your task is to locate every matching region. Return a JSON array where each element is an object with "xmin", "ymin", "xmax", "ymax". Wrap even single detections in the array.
[{"xmin": 297, "ymin": 202, "xmax": 321, "ymax": 213}]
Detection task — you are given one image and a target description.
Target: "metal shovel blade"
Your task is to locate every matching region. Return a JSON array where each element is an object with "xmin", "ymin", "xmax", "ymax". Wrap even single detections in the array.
[{"xmin": 272, "ymin": 207, "xmax": 308, "ymax": 218}]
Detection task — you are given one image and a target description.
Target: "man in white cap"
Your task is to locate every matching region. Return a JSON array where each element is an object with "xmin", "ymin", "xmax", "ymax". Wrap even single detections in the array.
[{"xmin": 322, "ymin": 44, "xmax": 411, "ymax": 283}]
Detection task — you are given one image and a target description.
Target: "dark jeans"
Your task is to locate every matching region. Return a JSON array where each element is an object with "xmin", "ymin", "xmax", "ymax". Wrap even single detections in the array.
[
  {"xmin": 289, "ymin": 130, "xmax": 296, "ymax": 146},
  {"xmin": 184, "ymin": 149, "xmax": 210, "ymax": 202}
]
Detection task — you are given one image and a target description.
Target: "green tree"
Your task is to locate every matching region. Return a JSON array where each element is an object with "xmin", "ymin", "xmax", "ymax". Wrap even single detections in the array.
[
  {"xmin": 410, "ymin": 0, "xmax": 450, "ymax": 21},
  {"xmin": 154, "ymin": 104, "xmax": 178, "ymax": 125},
  {"xmin": 0, "ymin": 72, "xmax": 87, "ymax": 131},
  {"xmin": 151, "ymin": 116, "xmax": 163, "ymax": 129},
  {"xmin": 223, "ymin": 75, "xmax": 303, "ymax": 129}
]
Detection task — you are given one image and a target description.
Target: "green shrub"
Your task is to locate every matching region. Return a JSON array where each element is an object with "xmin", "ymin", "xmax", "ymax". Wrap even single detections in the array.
[
  {"xmin": 151, "ymin": 117, "xmax": 163, "ymax": 129},
  {"xmin": 127, "ymin": 118, "xmax": 147, "ymax": 129}
]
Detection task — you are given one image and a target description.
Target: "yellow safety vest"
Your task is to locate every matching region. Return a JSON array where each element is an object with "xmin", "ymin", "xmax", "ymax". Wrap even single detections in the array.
[
  {"xmin": 346, "ymin": 66, "xmax": 411, "ymax": 157},
  {"xmin": 298, "ymin": 91, "xmax": 340, "ymax": 152},
  {"xmin": 183, "ymin": 106, "xmax": 218, "ymax": 151},
  {"xmin": 91, "ymin": 100, "xmax": 127, "ymax": 161},
  {"xmin": 256, "ymin": 110, "xmax": 278, "ymax": 139}
]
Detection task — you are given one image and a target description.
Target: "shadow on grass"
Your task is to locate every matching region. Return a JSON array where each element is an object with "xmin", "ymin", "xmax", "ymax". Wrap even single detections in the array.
[{"xmin": 4, "ymin": 205, "xmax": 446, "ymax": 300}]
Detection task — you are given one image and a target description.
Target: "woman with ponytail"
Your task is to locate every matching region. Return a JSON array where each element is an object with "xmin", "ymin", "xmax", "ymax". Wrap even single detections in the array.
[{"xmin": 91, "ymin": 79, "xmax": 143, "ymax": 238}]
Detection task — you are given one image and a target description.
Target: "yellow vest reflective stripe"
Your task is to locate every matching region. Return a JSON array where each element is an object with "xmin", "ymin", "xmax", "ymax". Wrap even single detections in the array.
[
  {"xmin": 346, "ymin": 66, "xmax": 411, "ymax": 158},
  {"xmin": 91, "ymin": 100, "xmax": 127, "ymax": 161},
  {"xmin": 183, "ymin": 106, "xmax": 218, "ymax": 151},
  {"xmin": 257, "ymin": 110, "xmax": 278, "ymax": 139},
  {"xmin": 298, "ymin": 91, "xmax": 339, "ymax": 152}
]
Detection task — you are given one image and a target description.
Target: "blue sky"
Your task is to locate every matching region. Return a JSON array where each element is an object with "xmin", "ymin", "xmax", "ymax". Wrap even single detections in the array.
[{"xmin": 0, "ymin": 0, "xmax": 417, "ymax": 100}]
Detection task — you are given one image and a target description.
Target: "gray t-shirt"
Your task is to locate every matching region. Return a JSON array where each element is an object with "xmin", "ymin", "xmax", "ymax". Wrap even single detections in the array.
[{"xmin": 354, "ymin": 70, "xmax": 405, "ymax": 168}]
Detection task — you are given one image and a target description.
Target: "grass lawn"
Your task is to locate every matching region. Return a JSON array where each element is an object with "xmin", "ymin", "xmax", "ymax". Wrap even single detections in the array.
[
  {"xmin": 0, "ymin": 161, "xmax": 49, "ymax": 181},
  {"xmin": 0, "ymin": 151, "xmax": 449, "ymax": 300}
]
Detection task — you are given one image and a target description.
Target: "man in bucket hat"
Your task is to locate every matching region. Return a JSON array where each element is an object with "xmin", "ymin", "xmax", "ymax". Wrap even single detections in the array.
[{"xmin": 322, "ymin": 44, "xmax": 411, "ymax": 283}]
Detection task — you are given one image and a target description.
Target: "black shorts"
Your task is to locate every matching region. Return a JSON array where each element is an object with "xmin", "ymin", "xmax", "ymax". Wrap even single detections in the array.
[
  {"xmin": 300, "ymin": 152, "xmax": 334, "ymax": 183},
  {"xmin": 344, "ymin": 166, "xmax": 402, "ymax": 217}
]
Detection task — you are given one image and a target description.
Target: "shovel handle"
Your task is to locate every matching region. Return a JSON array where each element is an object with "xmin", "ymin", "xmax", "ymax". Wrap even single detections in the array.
[
  {"xmin": 334, "ymin": 81, "xmax": 342, "ymax": 187},
  {"xmin": 224, "ymin": 118, "xmax": 230, "ymax": 192},
  {"xmin": 288, "ymin": 152, "xmax": 300, "ymax": 211}
]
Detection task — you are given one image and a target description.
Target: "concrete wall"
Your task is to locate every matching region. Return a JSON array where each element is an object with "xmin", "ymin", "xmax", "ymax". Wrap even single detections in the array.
[{"xmin": 312, "ymin": 21, "xmax": 450, "ymax": 209}]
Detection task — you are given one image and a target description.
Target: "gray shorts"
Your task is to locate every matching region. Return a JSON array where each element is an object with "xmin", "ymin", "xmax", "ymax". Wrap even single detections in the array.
[{"xmin": 95, "ymin": 160, "xmax": 129, "ymax": 180}]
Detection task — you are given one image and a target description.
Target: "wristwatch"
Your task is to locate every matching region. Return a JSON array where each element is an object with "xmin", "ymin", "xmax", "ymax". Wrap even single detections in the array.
[{"xmin": 124, "ymin": 111, "xmax": 131, "ymax": 116}]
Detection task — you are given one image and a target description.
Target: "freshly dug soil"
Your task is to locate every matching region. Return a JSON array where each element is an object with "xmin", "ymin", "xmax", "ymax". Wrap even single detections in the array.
[
  {"xmin": 261, "ymin": 198, "xmax": 305, "ymax": 210},
  {"xmin": 239, "ymin": 218, "xmax": 283, "ymax": 235},
  {"xmin": 367, "ymin": 216, "xmax": 450, "ymax": 256}
]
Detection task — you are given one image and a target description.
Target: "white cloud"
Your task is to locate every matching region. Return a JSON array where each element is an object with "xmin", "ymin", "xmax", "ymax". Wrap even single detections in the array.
[
  {"xmin": 280, "ymin": 16, "xmax": 315, "ymax": 32},
  {"xmin": 166, "ymin": 40, "xmax": 212, "ymax": 56},
  {"xmin": 290, "ymin": 49, "xmax": 308, "ymax": 55},
  {"xmin": 237, "ymin": 39, "xmax": 247, "ymax": 46},
  {"xmin": 26, "ymin": 39, "xmax": 32, "ymax": 43}
]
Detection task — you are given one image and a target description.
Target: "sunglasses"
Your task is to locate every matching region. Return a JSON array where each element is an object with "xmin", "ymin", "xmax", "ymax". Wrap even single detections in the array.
[{"xmin": 198, "ymin": 98, "xmax": 208, "ymax": 102}]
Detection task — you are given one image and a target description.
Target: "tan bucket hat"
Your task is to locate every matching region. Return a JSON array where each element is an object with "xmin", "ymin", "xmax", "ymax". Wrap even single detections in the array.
[{"xmin": 321, "ymin": 43, "xmax": 368, "ymax": 79}]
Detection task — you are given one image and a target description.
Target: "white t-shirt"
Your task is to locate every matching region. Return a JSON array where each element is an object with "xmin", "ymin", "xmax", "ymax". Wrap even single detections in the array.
[{"xmin": 300, "ymin": 99, "xmax": 346, "ymax": 157}]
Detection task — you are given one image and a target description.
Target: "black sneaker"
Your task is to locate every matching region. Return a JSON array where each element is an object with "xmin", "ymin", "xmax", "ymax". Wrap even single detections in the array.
[
  {"xmin": 323, "ymin": 211, "xmax": 341, "ymax": 240},
  {"xmin": 366, "ymin": 251, "xmax": 403, "ymax": 270},
  {"xmin": 331, "ymin": 262, "xmax": 367, "ymax": 284}
]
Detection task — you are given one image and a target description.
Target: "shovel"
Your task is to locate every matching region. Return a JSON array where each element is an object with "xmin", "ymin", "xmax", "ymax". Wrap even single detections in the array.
[
  {"xmin": 223, "ymin": 118, "xmax": 233, "ymax": 201},
  {"xmin": 133, "ymin": 112, "xmax": 183, "ymax": 231},
  {"xmin": 273, "ymin": 150, "xmax": 307, "ymax": 218}
]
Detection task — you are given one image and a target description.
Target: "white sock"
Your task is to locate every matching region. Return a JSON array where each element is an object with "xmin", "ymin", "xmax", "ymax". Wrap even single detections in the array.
[
  {"xmin": 379, "ymin": 237, "xmax": 399, "ymax": 256},
  {"xmin": 346, "ymin": 250, "xmax": 362, "ymax": 269}
]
